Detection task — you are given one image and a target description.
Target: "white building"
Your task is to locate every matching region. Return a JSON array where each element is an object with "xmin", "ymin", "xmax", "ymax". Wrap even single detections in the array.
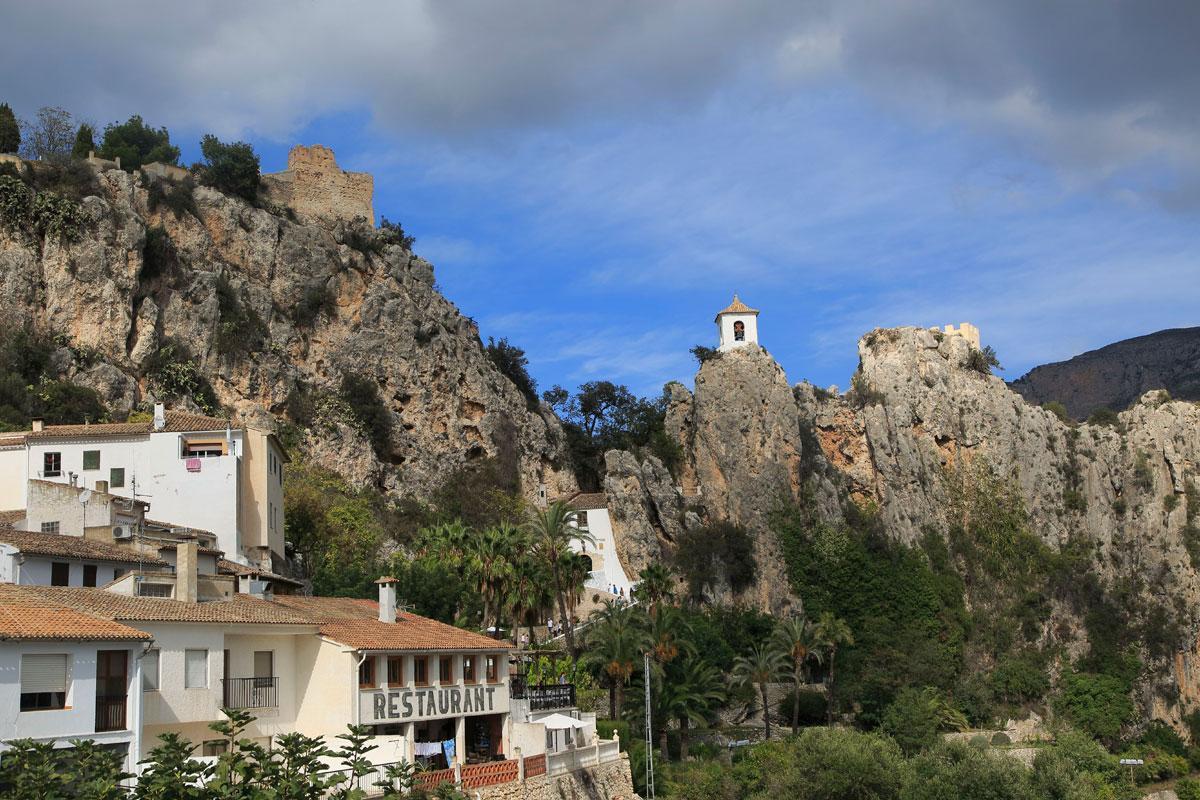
[
  {"xmin": 0, "ymin": 405, "xmax": 288, "ymax": 570},
  {"xmin": 715, "ymin": 293, "xmax": 760, "ymax": 353},
  {"xmin": 0, "ymin": 583, "xmax": 149, "ymax": 775},
  {"xmin": 562, "ymin": 493, "xmax": 635, "ymax": 597}
]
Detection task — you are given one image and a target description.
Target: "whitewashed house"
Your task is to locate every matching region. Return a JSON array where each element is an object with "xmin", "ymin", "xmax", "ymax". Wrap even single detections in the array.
[{"xmin": 561, "ymin": 493, "xmax": 635, "ymax": 597}]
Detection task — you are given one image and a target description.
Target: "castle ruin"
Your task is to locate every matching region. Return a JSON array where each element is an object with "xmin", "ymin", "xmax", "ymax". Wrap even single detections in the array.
[
  {"xmin": 260, "ymin": 144, "xmax": 374, "ymax": 226},
  {"xmin": 938, "ymin": 322, "xmax": 981, "ymax": 349}
]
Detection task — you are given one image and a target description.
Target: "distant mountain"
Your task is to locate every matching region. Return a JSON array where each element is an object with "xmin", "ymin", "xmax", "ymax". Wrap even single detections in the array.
[{"xmin": 1009, "ymin": 327, "xmax": 1200, "ymax": 419}]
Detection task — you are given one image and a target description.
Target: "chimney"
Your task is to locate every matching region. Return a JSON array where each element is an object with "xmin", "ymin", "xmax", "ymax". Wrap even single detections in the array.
[
  {"xmin": 31, "ymin": 418, "xmax": 44, "ymax": 433},
  {"xmin": 152, "ymin": 403, "xmax": 166, "ymax": 431},
  {"xmin": 95, "ymin": 480, "xmax": 109, "ymax": 493},
  {"xmin": 176, "ymin": 542, "xmax": 198, "ymax": 604},
  {"xmin": 376, "ymin": 576, "xmax": 398, "ymax": 624}
]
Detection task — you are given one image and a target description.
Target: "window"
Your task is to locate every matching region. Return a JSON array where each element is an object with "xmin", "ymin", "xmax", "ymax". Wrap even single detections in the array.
[
  {"xmin": 734, "ymin": 320, "xmax": 746, "ymax": 341},
  {"xmin": 486, "ymin": 655, "xmax": 499, "ymax": 683},
  {"xmin": 83, "ymin": 564, "xmax": 97, "ymax": 587},
  {"xmin": 359, "ymin": 658, "xmax": 376, "ymax": 688},
  {"xmin": 414, "ymin": 657, "xmax": 428, "ymax": 687},
  {"xmin": 201, "ymin": 740, "xmax": 229, "ymax": 757},
  {"xmin": 139, "ymin": 583, "xmax": 173, "ymax": 598},
  {"xmin": 577, "ymin": 510, "xmax": 588, "ymax": 527},
  {"xmin": 439, "ymin": 656, "xmax": 453, "ymax": 684},
  {"xmin": 254, "ymin": 651, "xmax": 273, "ymax": 679},
  {"xmin": 20, "ymin": 654, "xmax": 68, "ymax": 711},
  {"xmin": 43, "ymin": 452, "xmax": 61, "ymax": 477},
  {"xmin": 50, "ymin": 562, "xmax": 70, "ymax": 586},
  {"xmin": 183, "ymin": 439, "xmax": 226, "ymax": 458},
  {"xmin": 143, "ymin": 650, "xmax": 160, "ymax": 691},
  {"xmin": 462, "ymin": 656, "xmax": 476, "ymax": 684},
  {"xmin": 109, "ymin": 468, "xmax": 125, "ymax": 488},
  {"xmin": 387, "ymin": 657, "xmax": 403, "ymax": 686},
  {"xmin": 41, "ymin": 521, "xmax": 60, "ymax": 535},
  {"xmin": 113, "ymin": 568, "xmax": 125, "ymax": 580},
  {"xmin": 185, "ymin": 650, "xmax": 208, "ymax": 688},
  {"xmin": 83, "ymin": 450, "xmax": 100, "ymax": 471}
]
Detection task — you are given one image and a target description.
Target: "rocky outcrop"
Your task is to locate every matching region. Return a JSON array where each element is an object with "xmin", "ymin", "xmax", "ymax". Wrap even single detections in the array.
[
  {"xmin": 1011, "ymin": 327, "xmax": 1200, "ymax": 419},
  {"xmin": 0, "ymin": 164, "xmax": 576, "ymax": 501},
  {"xmin": 602, "ymin": 450, "xmax": 689, "ymax": 580}
]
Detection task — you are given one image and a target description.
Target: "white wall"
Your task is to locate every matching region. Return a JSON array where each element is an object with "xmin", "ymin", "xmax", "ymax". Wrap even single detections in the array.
[
  {"xmin": 293, "ymin": 637, "xmax": 355, "ymax": 740},
  {"xmin": 570, "ymin": 509, "xmax": 633, "ymax": 594},
  {"xmin": 717, "ymin": 312, "xmax": 759, "ymax": 352},
  {"xmin": 0, "ymin": 447, "xmax": 25, "ymax": 509},
  {"xmin": 139, "ymin": 624, "xmax": 225, "ymax": 732},
  {"xmin": 0, "ymin": 641, "xmax": 141, "ymax": 770},
  {"xmin": 15, "ymin": 556, "xmax": 126, "ymax": 587},
  {"xmin": 25, "ymin": 431, "xmax": 245, "ymax": 558}
]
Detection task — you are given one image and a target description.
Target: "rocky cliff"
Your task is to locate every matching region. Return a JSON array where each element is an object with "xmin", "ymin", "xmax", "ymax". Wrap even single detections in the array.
[
  {"xmin": 1011, "ymin": 327, "xmax": 1200, "ymax": 420},
  {"xmin": 0, "ymin": 162, "xmax": 577, "ymax": 501},
  {"xmin": 603, "ymin": 329, "xmax": 1200, "ymax": 725}
]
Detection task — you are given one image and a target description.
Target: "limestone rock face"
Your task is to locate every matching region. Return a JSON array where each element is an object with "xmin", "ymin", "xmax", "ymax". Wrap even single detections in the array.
[
  {"xmin": 0, "ymin": 168, "xmax": 576, "ymax": 502},
  {"xmin": 602, "ymin": 450, "xmax": 685, "ymax": 580}
]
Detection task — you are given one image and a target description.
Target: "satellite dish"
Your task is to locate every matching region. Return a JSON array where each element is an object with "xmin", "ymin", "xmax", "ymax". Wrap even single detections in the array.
[{"xmin": 79, "ymin": 489, "xmax": 93, "ymax": 505}]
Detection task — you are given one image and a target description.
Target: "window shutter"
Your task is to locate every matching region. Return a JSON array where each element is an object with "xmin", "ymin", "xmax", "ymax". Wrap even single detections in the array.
[
  {"xmin": 22, "ymin": 654, "xmax": 68, "ymax": 693},
  {"xmin": 143, "ymin": 650, "xmax": 160, "ymax": 691},
  {"xmin": 185, "ymin": 650, "xmax": 207, "ymax": 688}
]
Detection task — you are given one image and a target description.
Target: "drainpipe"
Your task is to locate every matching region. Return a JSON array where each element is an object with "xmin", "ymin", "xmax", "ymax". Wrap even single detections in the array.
[
  {"xmin": 132, "ymin": 639, "xmax": 155, "ymax": 775},
  {"xmin": 354, "ymin": 651, "xmax": 368, "ymax": 727}
]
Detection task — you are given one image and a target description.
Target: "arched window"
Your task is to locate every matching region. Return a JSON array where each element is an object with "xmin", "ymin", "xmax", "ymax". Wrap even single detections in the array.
[{"xmin": 733, "ymin": 320, "xmax": 745, "ymax": 341}]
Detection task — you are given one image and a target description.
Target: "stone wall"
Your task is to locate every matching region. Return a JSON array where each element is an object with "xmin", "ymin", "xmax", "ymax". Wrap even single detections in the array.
[
  {"xmin": 473, "ymin": 755, "xmax": 639, "ymax": 800},
  {"xmin": 261, "ymin": 144, "xmax": 374, "ymax": 226}
]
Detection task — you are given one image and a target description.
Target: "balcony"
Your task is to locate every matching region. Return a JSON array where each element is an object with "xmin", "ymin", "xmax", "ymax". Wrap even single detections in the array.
[
  {"xmin": 510, "ymin": 677, "xmax": 576, "ymax": 711},
  {"xmin": 95, "ymin": 694, "xmax": 127, "ymax": 732},
  {"xmin": 222, "ymin": 676, "xmax": 278, "ymax": 709}
]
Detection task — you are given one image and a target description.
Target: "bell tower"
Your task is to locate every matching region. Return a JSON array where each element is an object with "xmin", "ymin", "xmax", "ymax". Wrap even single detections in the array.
[{"xmin": 715, "ymin": 294, "xmax": 760, "ymax": 352}]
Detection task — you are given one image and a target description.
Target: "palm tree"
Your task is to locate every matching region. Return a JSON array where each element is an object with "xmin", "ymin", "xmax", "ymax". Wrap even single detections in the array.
[
  {"xmin": 464, "ymin": 524, "xmax": 520, "ymax": 633},
  {"xmin": 416, "ymin": 520, "xmax": 473, "ymax": 563},
  {"xmin": 660, "ymin": 658, "xmax": 725, "ymax": 761},
  {"xmin": 771, "ymin": 616, "xmax": 823, "ymax": 734},
  {"xmin": 812, "ymin": 611, "xmax": 854, "ymax": 725},
  {"xmin": 647, "ymin": 605, "xmax": 694, "ymax": 669},
  {"xmin": 525, "ymin": 500, "xmax": 594, "ymax": 651},
  {"xmin": 633, "ymin": 562, "xmax": 676, "ymax": 617},
  {"xmin": 731, "ymin": 644, "xmax": 789, "ymax": 740},
  {"xmin": 581, "ymin": 600, "xmax": 652, "ymax": 720},
  {"xmin": 503, "ymin": 554, "xmax": 554, "ymax": 645}
]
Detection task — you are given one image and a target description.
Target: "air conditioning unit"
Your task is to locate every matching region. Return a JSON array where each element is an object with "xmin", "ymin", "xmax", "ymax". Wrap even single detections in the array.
[{"xmin": 112, "ymin": 525, "xmax": 133, "ymax": 540}]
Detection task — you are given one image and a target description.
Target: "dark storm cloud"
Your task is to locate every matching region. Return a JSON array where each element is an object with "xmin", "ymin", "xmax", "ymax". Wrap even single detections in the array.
[{"xmin": 1, "ymin": 1, "xmax": 1197, "ymax": 195}]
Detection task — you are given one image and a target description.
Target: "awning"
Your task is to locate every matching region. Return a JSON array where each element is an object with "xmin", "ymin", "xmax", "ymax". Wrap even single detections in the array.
[{"xmin": 539, "ymin": 713, "xmax": 587, "ymax": 730}]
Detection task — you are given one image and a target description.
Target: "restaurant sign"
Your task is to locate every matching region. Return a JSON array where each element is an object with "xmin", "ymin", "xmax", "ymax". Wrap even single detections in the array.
[{"xmin": 360, "ymin": 684, "xmax": 510, "ymax": 723}]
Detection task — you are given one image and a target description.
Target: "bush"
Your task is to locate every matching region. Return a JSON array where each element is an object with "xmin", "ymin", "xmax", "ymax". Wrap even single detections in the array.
[
  {"xmin": 1043, "ymin": 401, "xmax": 1072, "ymax": 423},
  {"xmin": 990, "ymin": 731, "xmax": 1011, "ymax": 746},
  {"xmin": 214, "ymin": 275, "xmax": 268, "ymax": 357},
  {"xmin": 146, "ymin": 174, "xmax": 200, "ymax": 220},
  {"xmin": 1086, "ymin": 407, "xmax": 1121, "ymax": 428},
  {"xmin": 690, "ymin": 345, "xmax": 720, "ymax": 365},
  {"xmin": 99, "ymin": 114, "xmax": 179, "ymax": 171},
  {"xmin": 141, "ymin": 225, "xmax": 176, "ymax": 282},
  {"xmin": 198, "ymin": 134, "xmax": 259, "ymax": 202},
  {"xmin": 1178, "ymin": 777, "xmax": 1200, "ymax": 800},
  {"xmin": 901, "ymin": 740, "xmax": 1033, "ymax": 800},
  {"xmin": 965, "ymin": 345, "xmax": 1002, "ymax": 375},
  {"xmin": 733, "ymin": 728, "xmax": 905, "ymax": 799},
  {"xmin": 673, "ymin": 521, "xmax": 757, "ymax": 601},
  {"xmin": 378, "ymin": 216, "xmax": 415, "ymax": 250},
  {"xmin": 340, "ymin": 371, "xmax": 393, "ymax": 461},
  {"xmin": 0, "ymin": 175, "xmax": 87, "ymax": 241},
  {"xmin": 484, "ymin": 337, "xmax": 538, "ymax": 407},
  {"xmin": 989, "ymin": 648, "xmax": 1050, "ymax": 705},
  {"xmin": 880, "ymin": 688, "xmax": 944, "ymax": 756},
  {"xmin": 294, "ymin": 284, "xmax": 336, "ymax": 328},
  {"xmin": 1054, "ymin": 671, "xmax": 1134, "ymax": 744},
  {"xmin": 596, "ymin": 719, "xmax": 631, "ymax": 750},
  {"xmin": 144, "ymin": 338, "xmax": 219, "ymax": 414},
  {"xmin": 0, "ymin": 174, "xmax": 32, "ymax": 229},
  {"xmin": 848, "ymin": 373, "xmax": 885, "ymax": 408}
]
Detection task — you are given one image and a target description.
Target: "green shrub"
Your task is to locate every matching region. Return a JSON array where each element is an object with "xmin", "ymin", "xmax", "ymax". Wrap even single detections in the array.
[
  {"xmin": 378, "ymin": 216, "xmax": 415, "ymax": 250},
  {"xmin": 293, "ymin": 284, "xmax": 336, "ymax": 328},
  {"xmin": 673, "ymin": 521, "xmax": 757, "ymax": 600},
  {"xmin": 141, "ymin": 225, "xmax": 176, "ymax": 282},
  {"xmin": 848, "ymin": 373, "xmax": 885, "ymax": 407},
  {"xmin": 1165, "ymin": 493, "xmax": 1180, "ymax": 512},
  {"xmin": 31, "ymin": 191, "xmax": 86, "ymax": 241},
  {"xmin": 71, "ymin": 123, "xmax": 95, "ymax": 159},
  {"xmin": 146, "ymin": 174, "xmax": 200, "ymax": 220},
  {"xmin": 0, "ymin": 174, "xmax": 32, "ymax": 229},
  {"xmin": 1086, "ymin": 407, "xmax": 1121, "ymax": 428},
  {"xmin": 596, "ymin": 719, "xmax": 631, "ymax": 750},
  {"xmin": 902, "ymin": 740, "xmax": 1033, "ymax": 800},
  {"xmin": 880, "ymin": 688, "xmax": 943, "ymax": 756},
  {"xmin": 214, "ymin": 275, "xmax": 267, "ymax": 357},
  {"xmin": 990, "ymin": 731, "xmax": 1011, "ymax": 746},
  {"xmin": 969, "ymin": 734, "xmax": 990, "ymax": 748},
  {"xmin": 144, "ymin": 338, "xmax": 219, "ymax": 414},
  {"xmin": 1137, "ymin": 720, "xmax": 1187, "ymax": 757},
  {"xmin": 1043, "ymin": 401, "xmax": 1072, "ymax": 423},
  {"xmin": 989, "ymin": 648, "xmax": 1050, "ymax": 705},
  {"xmin": 198, "ymin": 134, "xmax": 259, "ymax": 202},
  {"xmin": 484, "ymin": 337, "xmax": 537, "ymax": 406},
  {"xmin": 1178, "ymin": 776, "xmax": 1200, "ymax": 800},
  {"xmin": 1054, "ymin": 671, "xmax": 1134, "ymax": 744},
  {"xmin": 690, "ymin": 345, "xmax": 720, "ymax": 365},
  {"xmin": 966, "ymin": 345, "xmax": 1002, "ymax": 374},
  {"xmin": 98, "ymin": 114, "xmax": 179, "ymax": 171}
]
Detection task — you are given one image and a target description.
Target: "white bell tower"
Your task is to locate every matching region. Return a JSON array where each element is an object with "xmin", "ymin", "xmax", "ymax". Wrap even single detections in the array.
[{"xmin": 715, "ymin": 294, "xmax": 760, "ymax": 353}]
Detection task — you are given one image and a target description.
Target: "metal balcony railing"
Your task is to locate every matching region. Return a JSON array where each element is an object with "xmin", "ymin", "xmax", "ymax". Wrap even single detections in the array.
[
  {"xmin": 222, "ymin": 676, "xmax": 278, "ymax": 709},
  {"xmin": 510, "ymin": 677, "xmax": 576, "ymax": 710},
  {"xmin": 95, "ymin": 694, "xmax": 127, "ymax": 732}
]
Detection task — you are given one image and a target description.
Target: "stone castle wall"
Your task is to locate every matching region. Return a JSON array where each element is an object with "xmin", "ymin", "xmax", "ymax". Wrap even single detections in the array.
[{"xmin": 261, "ymin": 144, "xmax": 374, "ymax": 226}]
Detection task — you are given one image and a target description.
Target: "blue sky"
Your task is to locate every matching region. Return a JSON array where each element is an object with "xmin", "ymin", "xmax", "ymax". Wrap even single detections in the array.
[{"xmin": 3, "ymin": 1, "xmax": 1198, "ymax": 397}]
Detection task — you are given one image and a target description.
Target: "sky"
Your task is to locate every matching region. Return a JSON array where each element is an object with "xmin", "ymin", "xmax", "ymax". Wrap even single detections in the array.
[{"xmin": 3, "ymin": 1, "xmax": 1198, "ymax": 397}]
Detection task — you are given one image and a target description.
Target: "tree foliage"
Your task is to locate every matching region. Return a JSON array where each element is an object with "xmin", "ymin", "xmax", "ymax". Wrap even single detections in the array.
[
  {"xmin": 72, "ymin": 123, "xmax": 96, "ymax": 159},
  {"xmin": 199, "ymin": 134, "xmax": 260, "ymax": 202},
  {"xmin": 0, "ymin": 102, "xmax": 19, "ymax": 154},
  {"xmin": 484, "ymin": 336, "xmax": 538, "ymax": 406},
  {"xmin": 99, "ymin": 114, "xmax": 180, "ymax": 171},
  {"xmin": 20, "ymin": 106, "xmax": 75, "ymax": 163},
  {"xmin": 673, "ymin": 521, "xmax": 757, "ymax": 601}
]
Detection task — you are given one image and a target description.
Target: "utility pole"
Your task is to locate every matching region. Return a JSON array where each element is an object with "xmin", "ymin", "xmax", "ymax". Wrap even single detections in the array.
[{"xmin": 644, "ymin": 651, "xmax": 655, "ymax": 799}]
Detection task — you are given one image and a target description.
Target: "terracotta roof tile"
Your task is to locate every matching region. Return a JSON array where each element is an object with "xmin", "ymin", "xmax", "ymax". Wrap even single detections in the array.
[
  {"xmin": 0, "ymin": 585, "xmax": 151, "ymax": 641},
  {"xmin": 24, "ymin": 411, "xmax": 233, "ymax": 440},
  {"xmin": 272, "ymin": 596, "xmax": 509, "ymax": 651},
  {"xmin": 18, "ymin": 586, "xmax": 315, "ymax": 625},
  {"xmin": 562, "ymin": 492, "xmax": 607, "ymax": 511},
  {"xmin": 0, "ymin": 529, "xmax": 168, "ymax": 566},
  {"xmin": 0, "ymin": 509, "xmax": 25, "ymax": 527},
  {"xmin": 714, "ymin": 293, "xmax": 759, "ymax": 321}
]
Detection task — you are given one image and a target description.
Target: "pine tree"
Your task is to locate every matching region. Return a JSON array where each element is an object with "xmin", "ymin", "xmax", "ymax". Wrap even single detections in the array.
[
  {"xmin": 72, "ymin": 123, "xmax": 96, "ymax": 159},
  {"xmin": 0, "ymin": 103, "xmax": 20, "ymax": 154}
]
